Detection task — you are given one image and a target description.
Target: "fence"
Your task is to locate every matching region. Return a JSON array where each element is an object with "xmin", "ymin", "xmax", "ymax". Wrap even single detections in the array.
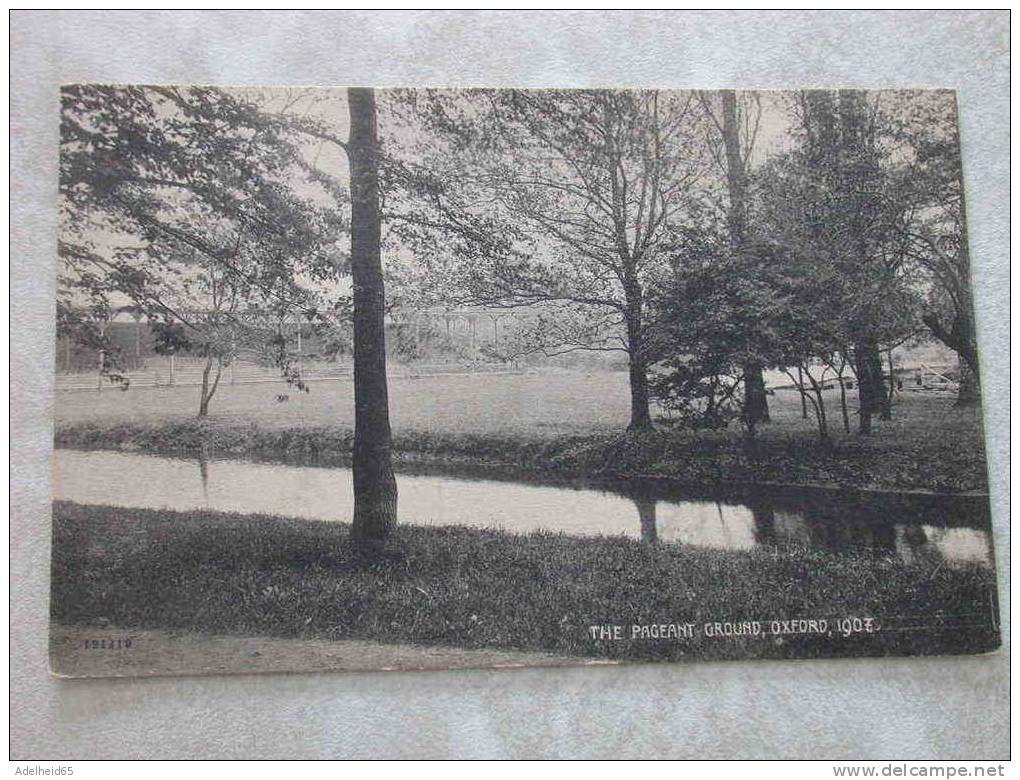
[{"xmin": 54, "ymin": 357, "xmax": 522, "ymax": 392}]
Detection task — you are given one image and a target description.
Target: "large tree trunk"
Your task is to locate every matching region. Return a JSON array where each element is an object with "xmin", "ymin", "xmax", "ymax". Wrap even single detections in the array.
[
  {"xmin": 854, "ymin": 339, "xmax": 885, "ymax": 435},
  {"xmin": 956, "ymin": 354, "xmax": 981, "ymax": 406},
  {"xmin": 720, "ymin": 91, "xmax": 769, "ymax": 427},
  {"xmin": 623, "ymin": 287, "xmax": 653, "ymax": 432},
  {"xmin": 742, "ymin": 361, "xmax": 770, "ymax": 427},
  {"xmin": 626, "ymin": 339, "xmax": 653, "ymax": 431},
  {"xmin": 922, "ymin": 309, "xmax": 981, "ymax": 406},
  {"xmin": 922, "ymin": 310, "xmax": 980, "ymax": 376},
  {"xmin": 720, "ymin": 91, "xmax": 748, "ymax": 246},
  {"xmin": 348, "ymin": 87, "xmax": 397, "ymax": 548}
]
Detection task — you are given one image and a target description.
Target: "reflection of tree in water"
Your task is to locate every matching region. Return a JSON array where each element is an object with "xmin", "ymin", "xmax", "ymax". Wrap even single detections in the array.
[
  {"xmin": 618, "ymin": 486, "xmax": 985, "ymax": 565},
  {"xmin": 633, "ymin": 496, "xmax": 658, "ymax": 544},
  {"xmin": 895, "ymin": 524, "xmax": 931, "ymax": 565},
  {"xmin": 784, "ymin": 500, "xmax": 898, "ymax": 558},
  {"xmin": 746, "ymin": 494, "xmax": 930, "ymax": 561},
  {"xmin": 197, "ymin": 456, "xmax": 210, "ymax": 504},
  {"xmin": 749, "ymin": 499, "xmax": 777, "ymax": 546},
  {"xmin": 870, "ymin": 522, "xmax": 897, "ymax": 557}
]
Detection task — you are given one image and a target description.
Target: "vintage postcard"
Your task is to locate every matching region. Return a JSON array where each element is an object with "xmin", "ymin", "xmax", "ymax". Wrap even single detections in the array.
[{"xmin": 50, "ymin": 86, "xmax": 1000, "ymax": 677}]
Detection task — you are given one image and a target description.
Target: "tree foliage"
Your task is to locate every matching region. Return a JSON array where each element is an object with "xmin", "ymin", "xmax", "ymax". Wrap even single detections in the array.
[
  {"xmin": 59, "ymin": 84, "xmax": 345, "ymax": 410},
  {"xmin": 388, "ymin": 88, "xmax": 715, "ymax": 430}
]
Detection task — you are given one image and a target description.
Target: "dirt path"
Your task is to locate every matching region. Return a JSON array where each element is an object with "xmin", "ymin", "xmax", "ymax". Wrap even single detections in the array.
[{"xmin": 49, "ymin": 624, "xmax": 586, "ymax": 678}]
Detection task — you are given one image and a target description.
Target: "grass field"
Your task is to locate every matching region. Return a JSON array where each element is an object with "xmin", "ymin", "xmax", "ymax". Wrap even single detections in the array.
[
  {"xmin": 56, "ymin": 369, "xmax": 633, "ymax": 434},
  {"xmin": 50, "ymin": 501, "xmax": 1000, "ymax": 664},
  {"xmin": 55, "ymin": 370, "xmax": 989, "ymax": 492}
]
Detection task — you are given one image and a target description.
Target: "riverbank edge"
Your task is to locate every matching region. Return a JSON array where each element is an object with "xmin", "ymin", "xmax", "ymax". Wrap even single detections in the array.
[
  {"xmin": 50, "ymin": 501, "xmax": 1001, "ymax": 665},
  {"xmin": 53, "ymin": 419, "xmax": 991, "ymax": 496}
]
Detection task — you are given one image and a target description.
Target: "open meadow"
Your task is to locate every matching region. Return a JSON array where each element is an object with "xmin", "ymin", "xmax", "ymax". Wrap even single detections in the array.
[{"xmin": 56, "ymin": 369, "xmax": 633, "ymax": 434}]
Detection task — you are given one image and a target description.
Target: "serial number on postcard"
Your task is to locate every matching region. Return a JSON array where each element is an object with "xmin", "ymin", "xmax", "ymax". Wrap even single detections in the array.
[{"xmin": 81, "ymin": 637, "xmax": 133, "ymax": 651}]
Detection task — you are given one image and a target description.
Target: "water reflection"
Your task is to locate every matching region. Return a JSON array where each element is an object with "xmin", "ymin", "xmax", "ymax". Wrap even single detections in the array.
[
  {"xmin": 750, "ymin": 500, "xmax": 777, "ymax": 546},
  {"xmin": 631, "ymin": 497, "xmax": 657, "ymax": 545},
  {"xmin": 198, "ymin": 456, "xmax": 210, "ymax": 503},
  {"xmin": 52, "ymin": 449, "xmax": 993, "ymax": 569}
]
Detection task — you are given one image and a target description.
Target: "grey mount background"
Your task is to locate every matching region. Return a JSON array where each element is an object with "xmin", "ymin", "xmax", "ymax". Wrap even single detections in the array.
[{"xmin": 10, "ymin": 10, "xmax": 1010, "ymax": 760}]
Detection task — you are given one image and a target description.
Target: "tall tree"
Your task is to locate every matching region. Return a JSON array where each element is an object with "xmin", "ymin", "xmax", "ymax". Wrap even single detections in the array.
[
  {"xmin": 794, "ymin": 90, "xmax": 915, "ymax": 433},
  {"xmin": 399, "ymin": 89, "xmax": 711, "ymax": 431},
  {"xmin": 700, "ymin": 89, "xmax": 771, "ymax": 427},
  {"xmin": 889, "ymin": 91, "xmax": 981, "ymax": 405},
  {"xmin": 347, "ymin": 87, "xmax": 398, "ymax": 547}
]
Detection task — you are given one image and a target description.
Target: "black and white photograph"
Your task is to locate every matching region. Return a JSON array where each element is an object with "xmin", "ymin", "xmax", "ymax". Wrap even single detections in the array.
[{"xmin": 47, "ymin": 83, "xmax": 1002, "ymax": 678}]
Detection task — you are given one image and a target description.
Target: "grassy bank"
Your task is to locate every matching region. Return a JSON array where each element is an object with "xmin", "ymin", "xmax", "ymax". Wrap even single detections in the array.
[
  {"xmin": 54, "ymin": 371, "xmax": 988, "ymax": 493},
  {"xmin": 51, "ymin": 502, "xmax": 999, "ymax": 663},
  {"xmin": 55, "ymin": 399, "xmax": 989, "ymax": 493}
]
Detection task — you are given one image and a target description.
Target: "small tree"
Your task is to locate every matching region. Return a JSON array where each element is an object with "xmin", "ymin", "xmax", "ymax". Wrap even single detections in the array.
[{"xmin": 648, "ymin": 228, "xmax": 792, "ymax": 439}]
